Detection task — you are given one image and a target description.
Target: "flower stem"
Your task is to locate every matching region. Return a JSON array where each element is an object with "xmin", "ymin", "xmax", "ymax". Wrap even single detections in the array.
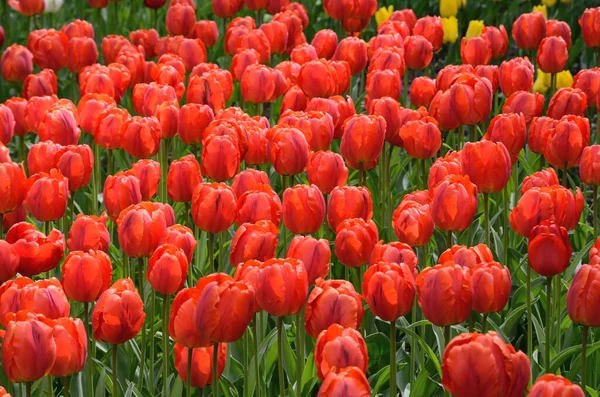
[
  {"xmin": 186, "ymin": 347, "xmax": 192, "ymax": 397},
  {"xmin": 484, "ymin": 193, "xmax": 490, "ymax": 247},
  {"xmin": 527, "ymin": 265, "xmax": 533, "ymax": 372},
  {"xmin": 277, "ymin": 317, "xmax": 285, "ymax": 397},
  {"xmin": 582, "ymin": 326, "xmax": 589, "ymax": 392},
  {"xmin": 112, "ymin": 345, "xmax": 118, "ymax": 397},
  {"xmin": 62, "ymin": 377, "xmax": 70, "ymax": 397},
  {"xmin": 137, "ymin": 258, "xmax": 146, "ymax": 392},
  {"xmin": 390, "ymin": 321, "xmax": 397, "ymax": 395},
  {"xmin": 163, "ymin": 294, "xmax": 169, "ymax": 397},
  {"xmin": 253, "ymin": 319, "xmax": 261, "ymax": 397},
  {"xmin": 26, "ymin": 383, "xmax": 31, "ymax": 397},
  {"xmin": 443, "ymin": 326, "xmax": 451, "ymax": 397},
  {"xmin": 208, "ymin": 233, "xmax": 215, "ymax": 274},
  {"xmin": 481, "ymin": 314, "xmax": 488, "ymax": 333},
  {"xmin": 546, "ymin": 276, "xmax": 553, "ymax": 373},
  {"xmin": 212, "ymin": 342, "xmax": 219, "ymax": 397},
  {"xmin": 447, "ymin": 230, "xmax": 452, "ymax": 249},
  {"xmin": 295, "ymin": 311, "xmax": 304, "ymax": 397}
]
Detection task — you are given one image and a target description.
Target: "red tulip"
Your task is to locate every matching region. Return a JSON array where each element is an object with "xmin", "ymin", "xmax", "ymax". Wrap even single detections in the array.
[
  {"xmin": 438, "ymin": 244, "xmax": 494, "ymax": 270},
  {"xmin": 460, "ymin": 36, "xmax": 492, "ymax": 66},
  {"xmin": 54, "ymin": 144, "xmax": 94, "ymax": 192},
  {"xmin": 61, "ymin": 250, "xmax": 112, "ymax": 302},
  {"xmin": 332, "ymin": 37, "xmax": 367, "ymax": 76},
  {"xmin": 546, "ymin": 19, "xmax": 572, "ymax": 48},
  {"xmin": 521, "ymin": 168, "xmax": 559, "ymax": 194},
  {"xmin": 470, "ymin": 262, "xmax": 511, "ymax": 314},
  {"xmin": 230, "ymin": 220, "xmax": 278, "ymax": 267},
  {"xmin": 431, "ymin": 175, "xmax": 478, "ymax": 232},
  {"xmin": 191, "ymin": 183, "xmax": 237, "ymax": 234},
  {"xmin": 327, "ymin": 185, "xmax": 373, "ymax": 231},
  {"xmin": 580, "ymin": 7, "xmax": 600, "ymax": 48},
  {"xmin": 362, "ymin": 261, "xmax": 415, "ymax": 321},
  {"xmin": 117, "ymin": 201, "xmax": 174, "ymax": 258},
  {"xmin": 567, "ymin": 262, "xmax": 600, "ymax": 327},
  {"xmin": 502, "ymin": 91, "xmax": 545, "ymax": 125},
  {"xmin": 0, "ymin": 161, "xmax": 27, "ymax": 215},
  {"xmin": 282, "ymin": 184, "xmax": 326, "ymax": 235},
  {"xmin": 403, "ymin": 35, "xmax": 433, "ymax": 70},
  {"xmin": 25, "ymin": 169, "xmax": 69, "ymax": 222},
  {"xmin": 241, "ymin": 64, "xmax": 288, "ymax": 103},
  {"xmin": 254, "ymin": 258, "xmax": 308, "ymax": 316},
  {"xmin": 528, "ymin": 221, "xmax": 572, "ymax": 277},
  {"xmin": 103, "ymin": 171, "xmax": 143, "ymax": 220},
  {"xmin": 166, "ymin": 4, "xmax": 196, "ymax": 37},
  {"xmin": 311, "ymin": 29, "xmax": 338, "ymax": 59},
  {"xmin": 413, "ymin": 15, "xmax": 443, "ymax": 51},
  {"xmin": 392, "ymin": 193, "xmax": 434, "ymax": 247},
  {"xmin": 461, "ymin": 141, "xmax": 511, "ymax": 194},
  {"xmin": 5, "ymin": 223, "xmax": 65, "ymax": 277},
  {"xmin": 212, "ymin": 0, "xmax": 243, "ymax": 18},
  {"xmin": 512, "ymin": 12, "xmax": 546, "ymax": 50},
  {"xmin": 1, "ymin": 44, "xmax": 34, "ymax": 82},
  {"xmin": 547, "ymin": 88, "xmax": 588, "ymax": 119},
  {"xmin": 340, "ymin": 114, "xmax": 385, "ymax": 170},
  {"xmin": 529, "ymin": 375, "xmax": 584, "ymax": 397},
  {"xmin": 147, "ymin": 244, "xmax": 188, "ymax": 295},
  {"xmin": 399, "ymin": 117, "xmax": 442, "ymax": 159},
  {"xmin": 543, "ymin": 115, "xmax": 590, "ymax": 169},
  {"xmin": 174, "ymin": 343, "xmax": 227, "ymax": 388},
  {"xmin": 27, "ymin": 29, "xmax": 70, "ymax": 71},
  {"xmin": 482, "ymin": 25, "xmax": 508, "ymax": 59},
  {"xmin": 410, "ymin": 76, "xmax": 437, "ymax": 108},
  {"xmin": 0, "ymin": 240, "xmax": 19, "ymax": 284},
  {"xmin": 314, "ymin": 324, "xmax": 368, "ymax": 381},
  {"xmin": 573, "ymin": 68, "xmax": 600, "ymax": 108},
  {"xmin": 267, "ymin": 126, "xmax": 310, "ymax": 175},
  {"xmin": 335, "ymin": 218, "xmax": 379, "ymax": 268},
  {"xmin": 317, "ymin": 367, "xmax": 371, "ymax": 397},
  {"xmin": 536, "ymin": 36, "xmax": 568, "ymax": 74},
  {"xmin": 232, "ymin": 169, "xmax": 270, "ymax": 197},
  {"xmin": 8, "ymin": 0, "xmax": 44, "ymax": 15}
]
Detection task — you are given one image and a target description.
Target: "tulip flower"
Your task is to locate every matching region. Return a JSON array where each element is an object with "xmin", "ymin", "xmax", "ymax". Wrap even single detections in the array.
[
  {"xmin": 470, "ymin": 262, "xmax": 511, "ymax": 329},
  {"xmin": 442, "ymin": 332, "xmax": 530, "ymax": 397},
  {"xmin": 521, "ymin": 168, "xmax": 559, "ymax": 195},
  {"xmin": 305, "ymin": 278, "xmax": 363, "ymax": 338},
  {"xmin": 193, "ymin": 21, "xmax": 219, "ymax": 48},
  {"xmin": 392, "ymin": 193, "xmax": 434, "ymax": 248},
  {"xmin": 314, "ymin": 324, "xmax": 368, "ymax": 380},
  {"xmin": 161, "ymin": 224, "xmax": 197, "ymax": 264},
  {"xmin": 236, "ymin": 185, "xmax": 282, "ymax": 227},
  {"xmin": 0, "ymin": 161, "xmax": 27, "ymax": 222},
  {"xmin": 167, "ymin": 155, "xmax": 203, "ymax": 203},
  {"xmin": 340, "ymin": 114, "xmax": 386, "ymax": 174},
  {"xmin": 431, "ymin": 175, "xmax": 478, "ymax": 236},
  {"xmin": 191, "ymin": 183, "xmax": 237, "ymax": 235},
  {"xmin": 484, "ymin": 113, "xmax": 527, "ymax": 162},
  {"xmin": 547, "ymin": 88, "xmax": 588, "ymax": 119},
  {"xmin": 267, "ymin": 126, "xmax": 310, "ymax": 176},
  {"xmin": 174, "ymin": 343, "xmax": 227, "ymax": 388},
  {"xmin": 1, "ymin": 44, "xmax": 34, "ymax": 82},
  {"xmin": 579, "ymin": 7, "xmax": 600, "ymax": 48},
  {"xmin": 27, "ymin": 29, "xmax": 69, "ymax": 71},
  {"xmin": 512, "ymin": 12, "xmax": 546, "ymax": 50},
  {"xmin": 282, "ymin": 184, "xmax": 326, "ymax": 235},
  {"xmin": 166, "ymin": 4, "xmax": 196, "ymax": 37},
  {"xmin": 482, "ymin": 25, "xmax": 508, "ymax": 58},
  {"xmin": 528, "ymin": 374, "xmax": 584, "ymax": 397},
  {"xmin": 460, "ymin": 36, "xmax": 492, "ymax": 66},
  {"xmin": 317, "ymin": 366, "xmax": 371, "ymax": 396},
  {"xmin": 230, "ymin": 221, "xmax": 278, "ymax": 267},
  {"xmin": 573, "ymin": 68, "xmax": 600, "ymax": 109},
  {"xmin": 528, "ymin": 221, "xmax": 572, "ymax": 278},
  {"xmin": 311, "ymin": 29, "xmax": 338, "ymax": 59},
  {"xmin": 103, "ymin": 171, "xmax": 143, "ymax": 220},
  {"xmin": 201, "ymin": 134, "xmax": 240, "ymax": 181},
  {"xmin": 536, "ymin": 36, "xmax": 569, "ymax": 74},
  {"xmin": 438, "ymin": 244, "xmax": 494, "ymax": 270},
  {"xmin": 403, "ymin": 35, "xmax": 433, "ymax": 70},
  {"xmin": 409, "ymin": 76, "xmax": 437, "ymax": 108},
  {"xmin": 61, "ymin": 250, "xmax": 112, "ymax": 303},
  {"xmin": 399, "ymin": 117, "xmax": 442, "ymax": 159},
  {"xmin": 0, "ymin": 240, "xmax": 18, "ymax": 284},
  {"xmin": 49, "ymin": 317, "xmax": 88, "ymax": 378},
  {"xmin": 335, "ymin": 218, "xmax": 379, "ymax": 269},
  {"xmin": 287, "ymin": 236, "xmax": 331, "ymax": 285},
  {"xmin": 499, "ymin": 57, "xmax": 535, "ymax": 98},
  {"xmin": 129, "ymin": 159, "xmax": 161, "ymax": 201},
  {"xmin": 502, "ymin": 91, "xmax": 545, "ymax": 125},
  {"xmin": 307, "ymin": 151, "xmax": 349, "ymax": 194}
]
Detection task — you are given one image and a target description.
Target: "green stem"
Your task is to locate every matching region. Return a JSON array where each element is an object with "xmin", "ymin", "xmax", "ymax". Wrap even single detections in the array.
[
  {"xmin": 458, "ymin": 125, "xmax": 464, "ymax": 149},
  {"xmin": 421, "ymin": 159, "xmax": 427, "ymax": 190},
  {"xmin": 562, "ymin": 166, "xmax": 568, "ymax": 188},
  {"xmin": 443, "ymin": 326, "xmax": 451, "ymax": 397},
  {"xmin": 137, "ymin": 258, "xmax": 146, "ymax": 392},
  {"xmin": 212, "ymin": 342, "xmax": 219, "ymax": 397},
  {"xmin": 582, "ymin": 326, "xmax": 589, "ymax": 393},
  {"xmin": 84, "ymin": 302, "xmax": 93, "ymax": 396},
  {"xmin": 359, "ymin": 168, "xmax": 366, "ymax": 187},
  {"xmin": 277, "ymin": 317, "xmax": 285, "ymax": 397},
  {"xmin": 555, "ymin": 276, "xmax": 561, "ymax": 354},
  {"xmin": 390, "ymin": 321, "xmax": 397, "ymax": 395},
  {"xmin": 244, "ymin": 332, "xmax": 249, "ymax": 397},
  {"xmin": 123, "ymin": 255, "xmax": 130, "ymax": 279},
  {"xmin": 484, "ymin": 193, "xmax": 490, "ymax": 247},
  {"xmin": 253, "ymin": 319, "xmax": 261, "ymax": 397},
  {"xmin": 159, "ymin": 139, "xmax": 167, "ymax": 202},
  {"xmin": 26, "ymin": 383, "xmax": 32, "ymax": 397},
  {"xmin": 47, "ymin": 376, "xmax": 53, "ymax": 397},
  {"xmin": 503, "ymin": 187, "xmax": 509, "ymax": 267},
  {"xmin": 527, "ymin": 265, "xmax": 533, "ymax": 376},
  {"xmin": 218, "ymin": 231, "xmax": 226, "ymax": 273},
  {"xmin": 447, "ymin": 230, "xmax": 452, "ymax": 249},
  {"xmin": 62, "ymin": 377, "xmax": 70, "ymax": 397},
  {"xmin": 108, "ymin": 149, "xmax": 114, "ymax": 179},
  {"xmin": 295, "ymin": 311, "xmax": 304, "ymax": 397},
  {"xmin": 186, "ymin": 346, "xmax": 192, "ymax": 397},
  {"xmin": 546, "ymin": 277, "xmax": 553, "ymax": 373},
  {"xmin": 208, "ymin": 233, "xmax": 215, "ymax": 274},
  {"xmin": 149, "ymin": 291, "xmax": 155, "ymax": 389},
  {"xmin": 481, "ymin": 314, "xmax": 488, "ymax": 333},
  {"xmin": 282, "ymin": 175, "xmax": 289, "ymax": 251},
  {"xmin": 112, "ymin": 345, "xmax": 118, "ymax": 397},
  {"xmin": 163, "ymin": 294, "xmax": 169, "ymax": 397}
]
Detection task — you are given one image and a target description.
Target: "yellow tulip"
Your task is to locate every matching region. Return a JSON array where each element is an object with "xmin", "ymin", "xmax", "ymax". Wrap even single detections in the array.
[
  {"xmin": 440, "ymin": 0, "xmax": 460, "ymax": 17},
  {"xmin": 375, "ymin": 5, "xmax": 393, "ymax": 25},
  {"xmin": 533, "ymin": 69, "xmax": 573, "ymax": 93},
  {"xmin": 556, "ymin": 70, "xmax": 573, "ymax": 88},
  {"xmin": 532, "ymin": 5, "xmax": 547, "ymax": 19},
  {"xmin": 442, "ymin": 16, "xmax": 459, "ymax": 43},
  {"xmin": 541, "ymin": 0, "xmax": 556, "ymax": 7},
  {"xmin": 465, "ymin": 20, "xmax": 484, "ymax": 39}
]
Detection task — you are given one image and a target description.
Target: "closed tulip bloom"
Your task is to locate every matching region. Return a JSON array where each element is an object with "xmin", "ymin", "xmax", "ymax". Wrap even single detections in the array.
[
  {"xmin": 392, "ymin": 196, "xmax": 434, "ymax": 247},
  {"xmin": 147, "ymin": 244, "xmax": 188, "ymax": 295},
  {"xmin": 282, "ymin": 184, "xmax": 326, "ymax": 235},
  {"xmin": 267, "ymin": 126, "xmax": 310, "ymax": 175},
  {"xmin": 0, "ymin": 162, "xmax": 27, "ymax": 215},
  {"xmin": 236, "ymin": 185, "xmax": 281, "ymax": 227},
  {"xmin": 93, "ymin": 107, "xmax": 128, "ymax": 149},
  {"xmin": 278, "ymin": 110, "xmax": 334, "ymax": 151},
  {"xmin": 544, "ymin": 115, "xmax": 590, "ymax": 169},
  {"xmin": 368, "ymin": 46, "xmax": 405, "ymax": 76},
  {"xmin": 129, "ymin": 29, "xmax": 159, "ymax": 58},
  {"xmin": 193, "ymin": 21, "xmax": 219, "ymax": 48},
  {"xmin": 212, "ymin": 0, "xmax": 243, "ymax": 18},
  {"xmin": 369, "ymin": 241, "xmax": 418, "ymax": 275},
  {"xmin": 92, "ymin": 278, "xmax": 146, "ymax": 344},
  {"xmin": 499, "ymin": 57, "xmax": 534, "ymax": 97},
  {"xmin": 2, "ymin": 311, "xmax": 56, "ymax": 383},
  {"xmin": 4, "ymin": 97, "xmax": 28, "ymax": 138},
  {"xmin": 1, "ymin": 44, "xmax": 34, "ymax": 82},
  {"xmin": 287, "ymin": 236, "xmax": 331, "ymax": 285},
  {"xmin": 528, "ymin": 221, "xmax": 571, "ymax": 277},
  {"xmin": 49, "ymin": 317, "xmax": 88, "ymax": 378},
  {"xmin": 25, "ymin": 169, "xmax": 69, "ymax": 222},
  {"xmin": 117, "ymin": 201, "xmax": 174, "ymax": 258},
  {"xmin": 431, "ymin": 175, "xmax": 478, "ymax": 232},
  {"xmin": 178, "ymin": 103, "xmax": 214, "ymax": 146},
  {"xmin": 0, "ymin": 241, "xmax": 19, "ymax": 284},
  {"xmin": 103, "ymin": 171, "xmax": 142, "ymax": 220},
  {"xmin": 54, "ymin": 144, "xmax": 94, "ymax": 192},
  {"xmin": 119, "ymin": 116, "xmax": 161, "ymax": 159},
  {"xmin": 365, "ymin": 69, "xmax": 401, "ymax": 109},
  {"xmin": 22, "ymin": 69, "xmax": 58, "ymax": 99},
  {"xmin": 307, "ymin": 95, "xmax": 356, "ymax": 139},
  {"xmin": 512, "ymin": 12, "xmax": 546, "ymax": 50},
  {"xmin": 67, "ymin": 37, "xmax": 98, "ymax": 73},
  {"xmin": 165, "ymin": 4, "xmax": 196, "ymax": 37},
  {"xmin": 474, "ymin": 65, "xmax": 499, "ymax": 92},
  {"xmin": 547, "ymin": 88, "xmax": 588, "ymax": 119},
  {"xmin": 37, "ymin": 106, "xmax": 80, "ymax": 146},
  {"xmin": 442, "ymin": 332, "xmax": 530, "ymax": 397},
  {"xmin": 193, "ymin": 273, "xmax": 255, "ymax": 342},
  {"xmin": 470, "ymin": 261, "xmax": 511, "ymax": 314},
  {"xmin": 174, "ymin": 343, "xmax": 227, "ymax": 388},
  {"xmin": 502, "ymin": 91, "xmax": 545, "ymax": 125},
  {"xmin": 201, "ymin": 135, "xmax": 240, "ymax": 181},
  {"xmin": 484, "ymin": 113, "xmax": 527, "ymax": 162},
  {"xmin": 0, "ymin": 277, "xmax": 70, "ymax": 325},
  {"xmin": 78, "ymin": 93, "xmax": 116, "ymax": 134},
  {"xmin": 528, "ymin": 374, "xmax": 584, "ymax": 397},
  {"xmin": 482, "ymin": 25, "xmax": 508, "ymax": 58},
  {"xmin": 573, "ymin": 68, "xmax": 600, "ymax": 108},
  {"xmin": 461, "ymin": 141, "xmax": 511, "ymax": 194},
  {"xmin": 8, "ymin": 0, "xmax": 45, "ymax": 15},
  {"xmin": 100, "ymin": 35, "xmax": 128, "ymax": 64},
  {"xmin": 27, "ymin": 29, "xmax": 69, "ymax": 71},
  {"xmin": 335, "ymin": 218, "xmax": 379, "ymax": 268},
  {"xmin": 305, "ymin": 279, "xmax": 363, "ymax": 338},
  {"xmin": 231, "ymin": 169, "xmax": 270, "ymax": 197},
  {"xmin": 400, "ymin": 118, "xmax": 442, "ymax": 159},
  {"xmin": 312, "ymin": 29, "xmax": 338, "ymax": 59},
  {"xmin": 546, "ymin": 19, "xmax": 571, "ymax": 47},
  {"xmin": 413, "ymin": 16, "xmax": 444, "ymax": 51},
  {"xmin": 331, "ymin": 37, "xmax": 367, "ymax": 76},
  {"xmin": 315, "ymin": 324, "xmax": 368, "ymax": 381},
  {"xmin": 416, "ymin": 262, "xmax": 472, "ymax": 326},
  {"xmin": 230, "ymin": 49, "xmax": 260, "ymax": 81},
  {"xmin": 254, "ymin": 258, "xmax": 308, "ymax": 316},
  {"xmin": 521, "ymin": 168, "xmax": 559, "ymax": 194},
  {"xmin": 186, "ymin": 72, "xmax": 229, "ymax": 112},
  {"xmin": 191, "ymin": 183, "xmax": 237, "ymax": 234},
  {"xmin": 61, "ymin": 250, "xmax": 112, "ymax": 302},
  {"xmin": 27, "ymin": 141, "xmax": 63, "ymax": 175},
  {"xmin": 5, "ymin": 223, "xmax": 65, "ymax": 277},
  {"xmin": 160, "ymin": 225, "xmax": 196, "ymax": 264},
  {"xmin": 340, "ymin": 114, "xmax": 385, "ymax": 170},
  {"xmin": 230, "ymin": 221, "xmax": 278, "ymax": 267},
  {"xmin": 363, "ymin": 261, "xmax": 415, "ymax": 321},
  {"xmin": 327, "ymin": 185, "xmax": 373, "ymax": 231},
  {"xmin": 438, "ymin": 244, "xmax": 495, "ymax": 270},
  {"xmin": 129, "ymin": 159, "xmax": 160, "ymax": 201},
  {"xmin": 460, "ymin": 36, "xmax": 492, "ymax": 66},
  {"xmin": 167, "ymin": 155, "xmax": 202, "ymax": 202},
  {"xmin": 297, "ymin": 59, "xmax": 339, "ymax": 98},
  {"xmin": 132, "ymin": 82, "xmax": 178, "ymax": 117},
  {"xmin": 410, "ymin": 76, "xmax": 437, "ymax": 108},
  {"xmin": 579, "ymin": 7, "xmax": 600, "ymax": 48},
  {"xmin": 567, "ymin": 262, "xmax": 600, "ymax": 326},
  {"xmin": 580, "ymin": 145, "xmax": 600, "ymax": 185},
  {"xmin": 317, "ymin": 366, "xmax": 371, "ymax": 397},
  {"xmin": 307, "ymin": 151, "xmax": 349, "ymax": 194},
  {"xmin": 536, "ymin": 36, "xmax": 568, "ymax": 74},
  {"xmin": 403, "ymin": 35, "xmax": 433, "ymax": 70},
  {"xmin": 241, "ymin": 64, "xmax": 288, "ymax": 103},
  {"xmin": 169, "ymin": 287, "xmax": 209, "ymax": 348}
]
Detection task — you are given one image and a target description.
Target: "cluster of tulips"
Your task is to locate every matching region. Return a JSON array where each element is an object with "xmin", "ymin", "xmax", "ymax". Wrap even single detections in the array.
[{"xmin": 1, "ymin": 0, "xmax": 600, "ymax": 396}]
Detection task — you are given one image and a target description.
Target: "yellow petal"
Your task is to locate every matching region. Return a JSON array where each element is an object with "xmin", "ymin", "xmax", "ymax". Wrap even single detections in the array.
[
  {"xmin": 465, "ymin": 20, "xmax": 485, "ymax": 39},
  {"xmin": 532, "ymin": 5, "xmax": 547, "ymax": 19},
  {"xmin": 442, "ymin": 16, "xmax": 459, "ymax": 43}
]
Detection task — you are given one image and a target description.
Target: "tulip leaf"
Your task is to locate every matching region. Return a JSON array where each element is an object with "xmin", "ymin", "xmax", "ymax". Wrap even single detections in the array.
[
  {"xmin": 550, "ymin": 341, "xmax": 600, "ymax": 374},
  {"xmin": 397, "ymin": 325, "xmax": 442, "ymax": 378},
  {"xmin": 301, "ymin": 352, "xmax": 318, "ymax": 397}
]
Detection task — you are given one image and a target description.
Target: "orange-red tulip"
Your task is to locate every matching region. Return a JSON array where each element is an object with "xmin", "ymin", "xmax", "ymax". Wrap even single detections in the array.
[
  {"xmin": 161, "ymin": 224, "xmax": 196, "ymax": 264},
  {"xmin": 442, "ymin": 332, "xmax": 530, "ymax": 397},
  {"xmin": 117, "ymin": 201, "xmax": 174, "ymax": 258},
  {"xmin": 368, "ymin": 46, "xmax": 405, "ymax": 76},
  {"xmin": 2, "ymin": 311, "xmax": 56, "ymax": 383},
  {"xmin": 573, "ymin": 68, "xmax": 600, "ymax": 108},
  {"xmin": 416, "ymin": 262, "xmax": 472, "ymax": 326},
  {"xmin": 193, "ymin": 273, "xmax": 255, "ymax": 342},
  {"xmin": 543, "ymin": 115, "xmax": 590, "ymax": 169},
  {"xmin": 297, "ymin": 59, "xmax": 339, "ymax": 98},
  {"xmin": 335, "ymin": 218, "xmax": 378, "ymax": 268},
  {"xmin": 236, "ymin": 185, "xmax": 281, "ymax": 227},
  {"xmin": 278, "ymin": 110, "xmax": 334, "ymax": 151},
  {"xmin": 232, "ymin": 169, "xmax": 270, "ymax": 197},
  {"xmin": 392, "ymin": 193, "xmax": 434, "ymax": 247},
  {"xmin": 0, "ymin": 162, "xmax": 27, "ymax": 215},
  {"xmin": 307, "ymin": 150, "xmax": 349, "ymax": 194},
  {"xmin": 25, "ymin": 169, "xmax": 69, "ymax": 222},
  {"xmin": 484, "ymin": 112, "xmax": 527, "ymax": 162},
  {"xmin": 1, "ymin": 44, "xmax": 34, "ymax": 82},
  {"xmin": 521, "ymin": 168, "xmax": 559, "ymax": 194},
  {"xmin": 129, "ymin": 29, "xmax": 159, "ymax": 58},
  {"xmin": 54, "ymin": 144, "xmax": 94, "ymax": 192},
  {"xmin": 167, "ymin": 155, "xmax": 202, "ymax": 202},
  {"xmin": 431, "ymin": 175, "xmax": 478, "ymax": 232},
  {"xmin": 499, "ymin": 57, "xmax": 534, "ymax": 97},
  {"xmin": 5, "ymin": 223, "xmax": 65, "ymax": 277},
  {"xmin": 186, "ymin": 71, "xmax": 231, "ymax": 112},
  {"xmin": 482, "ymin": 25, "xmax": 508, "ymax": 59},
  {"xmin": 410, "ymin": 76, "xmax": 437, "ymax": 108},
  {"xmin": 27, "ymin": 29, "xmax": 69, "ymax": 71},
  {"xmin": 0, "ymin": 240, "xmax": 18, "ymax": 284},
  {"xmin": 461, "ymin": 36, "xmax": 492, "ymax": 67},
  {"xmin": 92, "ymin": 278, "xmax": 146, "ymax": 344},
  {"xmin": 512, "ymin": 11, "xmax": 546, "ymax": 50},
  {"xmin": 191, "ymin": 183, "xmax": 237, "ymax": 234},
  {"xmin": 241, "ymin": 64, "xmax": 288, "ymax": 104},
  {"xmin": 129, "ymin": 159, "xmax": 160, "ymax": 201},
  {"xmin": 314, "ymin": 324, "xmax": 368, "ymax": 381},
  {"xmin": 61, "ymin": 250, "xmax": 112, "ymax": 302},
  {"xmin": 511, "ymin": 185, "xmax": 583, "ymax": 237},
  {"xmin": 78, "ymin": 92, "xmax": 116, "ymax": 133},
  {"xmin": 363, "ymin": 261, "xmax": 415, "ymax": 321},
  {"xmin": 307, "ymin": 95, "xmax": 356, "ymax": 138},
  {"xmin": 438, "ymin": 244, "xmax": 494, "ymax": 270},
  {"xmin": 332, "ymin": 37, "xmax": 367, "ymax": 76},
  {"xmin": 399, "ymin": 117, "xmax": 441, "ymax": 159},
  {"xmin": 340, "ymin": 114, "xmax": 385, "ymax": 170},
  {"xmin": 529, "ymin": 374, "xmax": 584, "ymax": 397},
  {"xmin": 169, "ymin": 287, "xmax": 209, "ymax": 348},
  {"xmin": 147, "ymin": 243, "xmax": 188, "ymax": 295},
  {"xmin": 67, "ymin": 37, "xmax": 98, "ymax": 74},
  {"xmin": 403, "ymin": 35, "xmax": 433, "ymax": 70},
  {"xmin": 282, "ymin": 184, "xmax": 325, "ymax": 235},
  {"xmin": 317, "ymin": 366, "xmax": 371, "ymax": 396},
  {"xmin": 0, "ymin": 277, "xmax": 69, "ymax": 325},
  {"xmin": 119, "ymin": 116, "xmax": 162, "ymax": 159},
  {"xmin": 201, "ymin": 135, "xmax": 240, "ymax": 181},
  {"xmin": 166, "ymin": 4, "xmax": 196, "ymax": 37},
  {"xmin": 193, "ymin": 20, "xmax": 219, "ymax": 48},
  {"xmin": 254, "ymin": 258, "xmax": 308, "ymax": 316},
  {"xmin": 365, "ymin": 69, "xmax": 401, "ymax": 109},
  {"xmin": 174, "ymin": 343, "xmax": 227, "ymax": 388},
  {"xmin": 580, "ymin": 145, "xmax": 600, "ymax": 185},
  {"xmin": 230, "ymin": 220, "xmax": 278, "ymax": 267},
  {"xmin": 461, "ymin": 141, "xmax": 511, "ymax": 194},
  {"xmin": 470, "ymin": 261, "xmax": 511, "ymax": 314},
  {"xmin": 49, "ymin": 316, "xmax": 88, "ymax": 378},
  {"xmin": 413, "ymin": 15, "xmax": 443, "ymax": 50},
  {"xmin": 305, "ymin": 278, "xmax": 363, "ymax": 338},
  {"xmin": 8, "ymin": 0, "xmax": 44, "ymax": 15},
  {"xmin": 103, "ymin": 171, "xmax": 142, "ymax": 220},
  {"xmin": 502, "ymin": 91, "xmax": 545, "ymax": 125},
  {"xmin": 22, "ymin": 69, "xmax": 58, "ymax": 99},
  {"xmin": 267, "ymin": 126, "xmax": 310, "ymax": 175},
  {"xmin": 212, "ymin": 0, "xmax": 243, "ymax": 18},
  {"xmin": 311, "ymin": 29, "xmax": 338, "ymax": 59},
  {"xmin": 327, "ymin": 185, "xmax": 373, "ymax": 231},
  {"xmin": 287, "ymin": 235, "xmax": 330, "ymax": 285},
  {"xmin": 567, "ymin": 262, "xmax": 600, "ymax": 326},
  {"xmin": 580, "ymin": 7, "xmax": 600, "ymax": 48},
  {"xmin": 546, "ymin": 19, "xmax": 572, "ymax": 48},
  {"xmin": 528, "ymin": 221, "xmax": 571, "ymax": 277},
  {"xmin": 4, "ymin": 97, "xmax": 28, "ymax": 137},
  {"xmin": 536, "ymin": 36, "xmax": 568, "ymax": 74},
  {"xmin": 369, "ymin": 240, "xmax": 418, "ymax": 273},
  {"xmin": 547, "ymin": 88, "xmax": 588, "ymax": 119}
]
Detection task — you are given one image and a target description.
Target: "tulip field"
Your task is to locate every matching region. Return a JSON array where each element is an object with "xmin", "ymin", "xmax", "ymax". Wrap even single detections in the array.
[{"xmin": 3, "ymin": 0, "xmax": 600, "ymax": 396}]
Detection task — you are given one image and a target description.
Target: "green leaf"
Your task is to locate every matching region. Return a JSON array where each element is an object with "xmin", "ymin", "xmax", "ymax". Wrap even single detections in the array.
[{"xmin": 397, "ymin": 325, "xmax": 442, "ymax": 378}]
